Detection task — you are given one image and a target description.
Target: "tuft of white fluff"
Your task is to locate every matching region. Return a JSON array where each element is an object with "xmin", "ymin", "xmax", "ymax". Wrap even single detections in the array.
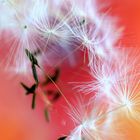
[
  {"xmin": 0, "ymin": 0, "xmax": 122, "ymax": 73},
  {"xmin": 67, "ymin": 96, "xmax": 123, "ymax": 140}
]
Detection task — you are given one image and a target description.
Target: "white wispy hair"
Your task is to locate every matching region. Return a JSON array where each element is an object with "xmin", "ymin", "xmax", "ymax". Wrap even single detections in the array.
[
  {"xmin": 0, "ymin": 0, "xmax": 50, "ymax": 73},
  {"xmin": 67, "ymin": 96, "xmax": 123, "ymax": 140},
  {"xmin": 1, "ymin": 0, "xmax": 74, "ymax": 72},
  {"xmin": 0, "ymin": 0, "xmax": 122, "ymax": 73},
  {"xmin": 0, "ymin": 0, "xmax": 79, "ymax": 72},
  {"xmin": 32, "ymin": 0, "xmax": 78, "ymax": 66},
  {"xmin": 74, "ymin": 57, "xmax": 119, "ymax": 97},
  {"xmin": 66, "ymin": 0, "xmax": 122, "ymax": 67},
  {"xmin": 77, "ymin": 48, "xmax": 140, "ymax": 123},
  {"xmin": 106, "ymin": 49, "xmax": 140, "ymax": 122}
]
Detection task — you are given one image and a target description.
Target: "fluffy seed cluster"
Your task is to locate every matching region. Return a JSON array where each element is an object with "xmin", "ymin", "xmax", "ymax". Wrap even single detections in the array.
[
  {"xmin": 0, "ymin": 0, "xmax": 121, "ymax": 73},
  {"xmin": 0, "ymin": 0, "xmax": 139, "ymax": 140}
]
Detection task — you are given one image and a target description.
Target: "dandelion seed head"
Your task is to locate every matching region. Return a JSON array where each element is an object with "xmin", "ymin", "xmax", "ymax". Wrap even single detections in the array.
[
  {"xmin": 103, "ymin": 48, "xmax": 140, "ymax": 122},
  {"xmin": 123, "ymin": 97, "xmax": 132, "ymax": 110},
  {"xmin": 66, "ymin": 95, "xmax": 120, "ymax": 140},
  {"xmin": 0, "ymin": 0, "xmax": 122, "ymax": 73},
  {"xmin": 0, "ymin": 0, "xmax": 49, "ymax": 72}
]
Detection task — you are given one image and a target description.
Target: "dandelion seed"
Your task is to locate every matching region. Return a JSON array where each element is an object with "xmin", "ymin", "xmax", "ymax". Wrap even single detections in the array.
[
  {"xmin": 20, "ymin": 82, "xmax": 37, "ymax": 109},
  {"xmin": 45, "ymin": 90, "xmax": 61, "ymax": 103},
  {"xmin": 33, "ymin": 0, "xmax": 74, "ymax": 51},
  {"xmin": 20, "ymin": 82, "xmax": 37, "ymax": 95},
  {"xmin": 31, "ymin": 64, "xmax": 39, "ymax": 84},
  {"xmin": 44, "ymin": 107, "xmax": 50, "ymax": 122},
  {"xmin": 0, "ymin": 0, "xmax": 48, "ymax": 72},
  {"xmin": 75, "ymin": 59, "xmax": 117, "ymax": 97},
  {"xmin": 25, "ymin": 49, "xmax": 40, "ymax": 84},
  {"xmin": 42, "ymin": 68, "xmax": 60, "ymax": 85},
  {"xmin": 25, "ymin": 49, "xmax": 40, "ymax": 67},
  {"xmin": 32, "ymin": 92, "xmax": 36, "ymax": 109},
  {"xmin": 67, "ymin": 0, "xmax": 122, "ymax": 66},
  {"xmin": 57, "ymin": 136, "xmax": 67, "ymax": 140},
  {"xmin": 33, "ymin": 48, "xmax": 41, "ymax": 56},
  {"xmin": 109, "ymin": 70, "xmax": 140, "ymax": 121},
  {"xmin": 51, "ymin": 91, "xmax": 61, "ymax": 102},
  {"xmin": 67, "ymin": 96, "xmax": 119, "ymax": 140},
  {"xmin": 99, "ymin": 48, "xmax": 140, "ymax": 122},
  {"xmin": 91, "ymin": 48, "xmax": 140, "ymax": 122}
]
